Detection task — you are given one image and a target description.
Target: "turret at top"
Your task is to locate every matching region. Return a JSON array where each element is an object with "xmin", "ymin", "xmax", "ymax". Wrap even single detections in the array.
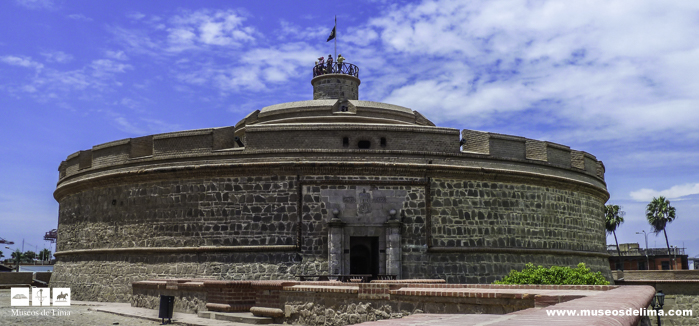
[{"xmin": 312, "ymin": 60, "xmax": 360, "ymax": 100}]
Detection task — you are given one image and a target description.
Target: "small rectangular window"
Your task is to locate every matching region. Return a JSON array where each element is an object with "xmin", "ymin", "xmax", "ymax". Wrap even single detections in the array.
[
  {"xmin": 638, "ymin": 261, "xmax": 646, "ymax": 270},
  {"xmin": 380, "ymin": 137, "xmax": 386, "ymax": 147},
  {"xmin": 343, "ymin": 137, "xmax": 349, "ymax": 147},
  {"xmin": 661, "ymin": 261, "xmax": 670, "ymax": 270}
]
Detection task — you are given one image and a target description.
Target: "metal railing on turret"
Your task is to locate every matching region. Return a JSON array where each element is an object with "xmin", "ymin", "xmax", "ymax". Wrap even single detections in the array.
[{"xmin": 313, "ymin": 62, "xmax": 359, "ymax": 78}]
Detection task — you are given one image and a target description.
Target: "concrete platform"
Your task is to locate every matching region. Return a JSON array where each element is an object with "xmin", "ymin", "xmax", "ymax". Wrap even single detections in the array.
[{"xmin": 198, "ymin": 311, "xmax": 273, "ymax": 324}]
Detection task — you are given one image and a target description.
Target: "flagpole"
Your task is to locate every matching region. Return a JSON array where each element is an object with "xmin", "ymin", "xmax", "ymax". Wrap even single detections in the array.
[{"xmin": 334, "ymin": 16, "xmax": 337, "ymax": 60}]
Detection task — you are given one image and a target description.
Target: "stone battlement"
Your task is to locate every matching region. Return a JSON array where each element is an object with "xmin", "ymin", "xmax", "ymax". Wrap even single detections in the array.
[
  {"xmin": 58, "ymin": 126, "xmax": 239, "ymax": 181},
  {"xmin": 57, "ymin": 126, "xmax": 605, "ymax": 188},
  {"xmin": 462, "ymin": 129, "xmax": 605, "ymax": 180}
]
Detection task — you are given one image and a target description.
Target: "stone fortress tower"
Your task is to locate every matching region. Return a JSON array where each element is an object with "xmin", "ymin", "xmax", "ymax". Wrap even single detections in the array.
[{"xmin": 52, "ymin": 61, "xmax": 611, "ymax": 301}]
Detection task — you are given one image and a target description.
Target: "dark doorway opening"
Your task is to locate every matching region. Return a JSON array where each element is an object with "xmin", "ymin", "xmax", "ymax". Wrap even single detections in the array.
[{"xmin": 350, "ymin": 237, "xmax": 379, "ymax": 278}]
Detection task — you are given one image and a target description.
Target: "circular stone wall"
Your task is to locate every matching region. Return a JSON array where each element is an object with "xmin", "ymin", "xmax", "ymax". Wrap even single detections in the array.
[
  {"xmin": 312, "ymin": 74, "xmax": 360, "ymax": 100},
  {"xmin": 52, "ymin": 166, "xmax": 609, "ymax": 301}
]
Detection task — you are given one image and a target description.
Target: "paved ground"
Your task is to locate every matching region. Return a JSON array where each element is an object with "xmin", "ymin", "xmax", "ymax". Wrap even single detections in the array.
[
  {"xmin": 1, "ymin": 285, "xmax": 655, "ymax": 326},
  {"xmin": 0, "ymin": 289, "xmax": 252, "ymax": 326}
]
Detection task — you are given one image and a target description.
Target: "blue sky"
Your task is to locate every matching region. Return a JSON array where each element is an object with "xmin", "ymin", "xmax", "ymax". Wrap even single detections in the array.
[{"xmin": 1, "ymin": 0, "xmax": 698, "ymax": 262}]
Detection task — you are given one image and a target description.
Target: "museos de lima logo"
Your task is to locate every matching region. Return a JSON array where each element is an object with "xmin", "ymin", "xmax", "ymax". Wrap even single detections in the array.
[{"xmin": 10, "ymin": 287, "xmax": 70, "ymax": 306}]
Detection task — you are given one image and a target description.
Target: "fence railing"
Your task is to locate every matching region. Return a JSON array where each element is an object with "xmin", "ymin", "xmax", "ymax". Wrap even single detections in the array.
[
  {"xmin": 607, "ymin": 247, "xmax": 686, "ymax": 256},
  {"xmin": 313, "ymin": 62, "xmax": 359, "ymax": 78}
]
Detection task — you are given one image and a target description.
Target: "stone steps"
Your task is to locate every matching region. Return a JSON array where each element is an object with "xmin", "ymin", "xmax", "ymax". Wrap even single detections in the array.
[{"xmin": 198, "ymin": 311, "xmax": 273, "ymax": 324}]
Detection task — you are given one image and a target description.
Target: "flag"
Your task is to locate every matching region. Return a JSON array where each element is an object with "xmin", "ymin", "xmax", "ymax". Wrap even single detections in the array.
[{"xmin": 327, "ymin": 25, "xmax": 336, "ymax": 42}]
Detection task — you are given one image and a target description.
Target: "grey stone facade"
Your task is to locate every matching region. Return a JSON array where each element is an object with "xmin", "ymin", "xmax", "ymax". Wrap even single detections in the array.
[
  {"xmin": 52, "ymin": 174, "xmax": 609, "ymax": 301},
  {"xmin": 312, "ymin": 74, "xmax": 360, "ymax": 100}
]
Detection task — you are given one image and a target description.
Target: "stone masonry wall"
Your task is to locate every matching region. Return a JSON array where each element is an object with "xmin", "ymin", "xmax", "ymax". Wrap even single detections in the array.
[
  {"xmin": 53, "ymin": 174, "xmax": 609, "ymax": 302},
  {"xmin": 57, "ymin": 175, "xmax": 299, "ymax": 251},
  {"xmin": 312, "ymin": 75, "xmax": 359, "ymax": 100},
  {"xmin": 429, "ymin": 178, "xmax": 606, "ymax": 252},
  {"xmin": 615, "ymin": 280, "xmax": 699, "ymax": 326}
]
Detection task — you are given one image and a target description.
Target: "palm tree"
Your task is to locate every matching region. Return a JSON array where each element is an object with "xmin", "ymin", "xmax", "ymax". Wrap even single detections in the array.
[
  {"xmin": 646, "ymin": 196, "xmax": 677, "ymax": 270},
  {"xmin": 23, "ymin": 251, "xmax": 36, "ymax": 263},
  {"xmin": 11, "ymin": 249, "xmax": 23, "ymax": 271},
  {"xmin": 39, "ymin": 249, "xmax": 52, "ymax": 262},
  {"xmin": 605, "ymin": 204, "xmax": 625, "ymax": 271}
]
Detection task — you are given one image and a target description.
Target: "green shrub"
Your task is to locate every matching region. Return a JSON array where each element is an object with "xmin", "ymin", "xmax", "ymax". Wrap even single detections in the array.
[{"xmin": 493, "ymin": 263, "xmax": 609, "ymax": 285}]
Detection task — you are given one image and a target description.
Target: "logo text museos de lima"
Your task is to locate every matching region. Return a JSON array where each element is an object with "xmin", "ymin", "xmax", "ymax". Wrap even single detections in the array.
[{"xmin": 11, "ymin": 288, "xmax": 70, "ymax": 306}]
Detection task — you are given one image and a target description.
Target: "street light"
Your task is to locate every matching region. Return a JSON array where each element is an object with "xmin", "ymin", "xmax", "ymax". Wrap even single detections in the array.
[
  {"xmin": 636, "ymin": 231, "xmax": 650, "ymax": 270},
  {"xmin": 650, "ymin": 290, "xmax": 665, "ymax": 326}
]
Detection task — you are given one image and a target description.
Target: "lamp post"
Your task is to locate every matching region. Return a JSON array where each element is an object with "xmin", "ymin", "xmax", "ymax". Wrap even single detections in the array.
[
  {"xmin": 636, "ymin": 231, "xmax": 650, "ymax": 270},
  {"xmin": 650, "ymin": 290, "xmax": 665, "ymax": 326}
]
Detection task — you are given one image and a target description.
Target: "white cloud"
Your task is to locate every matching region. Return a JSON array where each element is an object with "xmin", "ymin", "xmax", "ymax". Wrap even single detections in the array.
[
  {"xmin": 176, "ymin": 42, "xmax": 320, "ymax": 92},
  {"xmin": 105, "ymin": 50, "xmax": 128, "ymax": 61},
  {"xmin": 277, "ymin": 20, "xmax": 328, "ymax": 41},
  {"xmin": 109, "ymin": 9, "xmax": 257, "ymax": 56},
  {"xmin": 0, "ymin": 55, "xmax": 133, "ymax": 102},
  {"xmin": 113, "ymin": 116, "xmax": 180, "ymax": 135},
  {"xmin": 15, "ymin": 0, "xmax": 53, "ymax": 10},
  {"xmin": 67, "ymin": 14, "xmax": 92, "ymax": 22},
  {"xmin": 107, "ymin": 26, "xmax": 160, "ymax": 56},
  {"xmin": 90, "ymin": 59, "xmax": 132, "ymax": 75},
  {"xmin": 340, "ymin": 0, "xmax": 699, "ymax": 144},
  {"xmin": 630, "ymin": 183, "xmax": 699, "ymax": 202},
  {"xmin": 41, "ymin": 51, "xmax": 73, "ymax": 63},
  {"xmin": 166, "ymin": 9, "xmax": 256, "ymax": 52},
  {"xmin": 0, "ymin": 55, "xmax": 44, "ymax": 71},
  {"xmin": 127, "ymin": 12, "xmax": 146, "ymax": 20}
]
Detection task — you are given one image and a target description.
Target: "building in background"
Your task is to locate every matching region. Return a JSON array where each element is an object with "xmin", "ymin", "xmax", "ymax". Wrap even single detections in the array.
[{"xmin": 608, "ymin": 243, "xmax": 688, "ymax": 270}]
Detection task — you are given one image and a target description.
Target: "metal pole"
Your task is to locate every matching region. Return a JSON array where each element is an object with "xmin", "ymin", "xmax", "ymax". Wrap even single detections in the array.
[
  {"xmin": 645, "ymin": 232, "xmax": 649, "ymax": 270},
  {"xmin": 334, "ymin": 16, "xmax": 337, "ymax": 61},
  {"xmin": 637, "ymin": 231, "xmax": 650, "ymax": 270}
]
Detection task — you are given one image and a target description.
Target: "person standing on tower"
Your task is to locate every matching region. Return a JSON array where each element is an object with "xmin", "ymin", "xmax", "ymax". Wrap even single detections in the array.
[
  {"xmin": 317, "ymin": 56, "xmax": 325, "ymax": 75},
  {"xmin": 337, "ymin": 54, "xmax": 345, "ymax": 72},
  {"xmin": 327, "ymin": 54, "xmax": 334, "ymax": 73}
]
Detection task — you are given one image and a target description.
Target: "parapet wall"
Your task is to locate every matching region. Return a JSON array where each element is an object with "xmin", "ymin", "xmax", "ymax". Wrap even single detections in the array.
[
  {"xmin": 462, "ymin": 130, "xmax": 605, "ymax": 180},
  {"xmin": 59, "ymin": 126, "xmax": 240, "ymax": 181},
  {"xmin": 244, "ymin": 124, "xmax": 460, "ymax": 153},
  {"xmin": 57, "ymin": 126, "xmax": 605, "ymax": 187}
]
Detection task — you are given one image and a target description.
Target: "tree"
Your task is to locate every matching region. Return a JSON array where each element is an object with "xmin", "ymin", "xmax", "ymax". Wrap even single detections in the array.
[
  {"xmin": 39, "ymin": 249, "xmax": 52, "ymax": 262},
  {"xmin": 605, "ymin": 204, "xmax": 625, "ymax": 271},
  {"xmin": 11, "ymin": 249, "xmax": 23, "ymax": 269},
  {"xmin": 23, "ymin": 251, "xmax": 36, "ymax": 262},
  {"xmin": 0, "ymin": 251, "xmax": 4, "ymax": 260},
  {"xmin": 646, "ymin": 196, "xmax": 677, "ymax": 270}
]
